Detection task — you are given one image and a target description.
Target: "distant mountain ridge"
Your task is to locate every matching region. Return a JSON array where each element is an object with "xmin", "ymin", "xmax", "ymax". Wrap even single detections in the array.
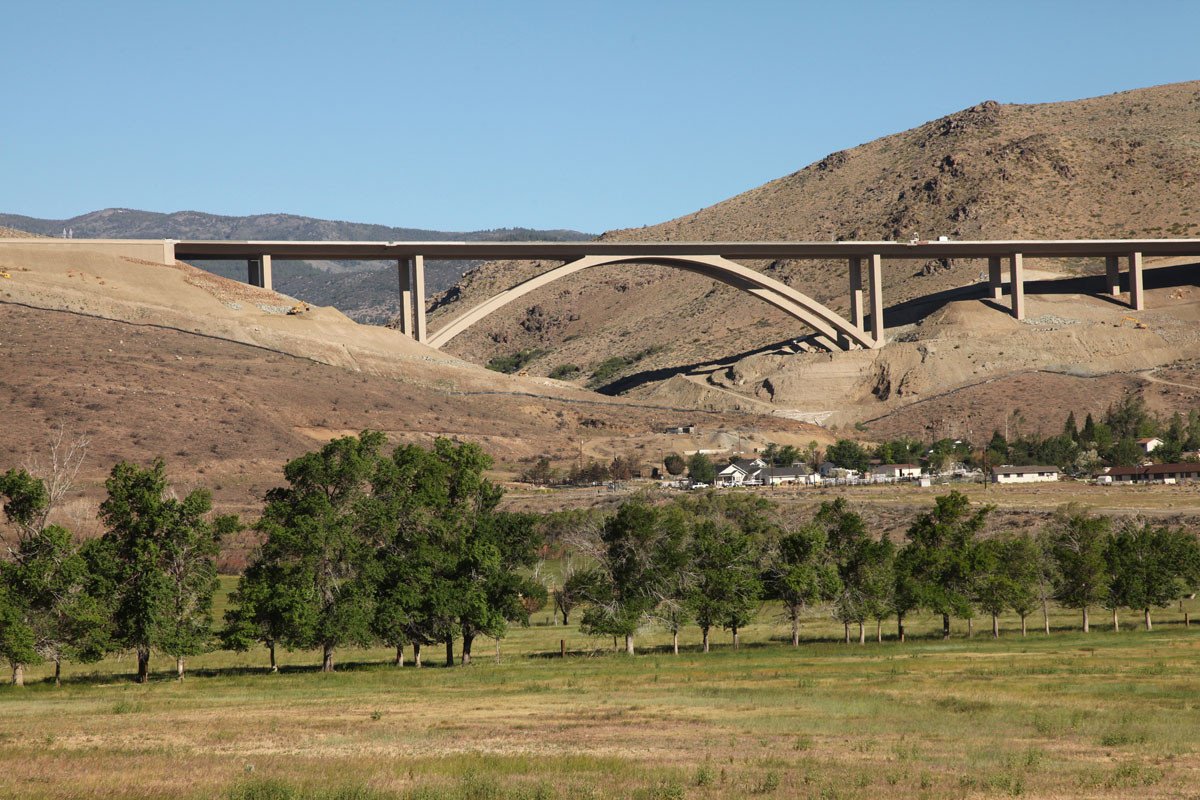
[
  {"xmin": 0, "ymin": 207, "xmax": 593, "ymax": 244},
  {"xmin": 0, "ymin": 208, "xmax": 593, "ymax": 324}
]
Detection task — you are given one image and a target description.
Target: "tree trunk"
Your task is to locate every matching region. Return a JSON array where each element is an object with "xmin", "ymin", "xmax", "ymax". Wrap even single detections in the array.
[
  {"xmin": 445, "ymin": 638, "xmax": 454, "ymax": 667},
  {"xmin": 137, "ymin": 645, "xmax": 150, "ymax": 683},
  {"xmin": 672, "ymin": 630, "xmax": 679, "ymax": 655},
  {"xmin": 624, "ymin": 633, "xmax": 634, "ymax": 656},
  {"xmin": 561, "ymin": 608, "xmax": 569, "ymax": 626},
  {"xmin": 1145, "ymin": 608, "xmax": 1152, "ymax": 631},
  {"xmin": 733, "ymin": 626, "xmax": 740, "ymax": 650},
  {"xmin": 1041, "ymin": 587, "xmax": 1050, "ymax": 634},
  {"xmin": 858, "ymin": 622, "xmax": 865, "ymax": 644},
  {"xmin": 897, "ymin": 613, "xmax": 905, "ymax": 643},
  {"xmin": 942, "ymin": 613, "xmax": 951, "ymax": 639},
  {"xmin": 54, "ymin": 658, "xmax": 62, "ymax": 687},
  {"xmin": 322, "ymin": 642, "xmax": 335, "ymax": 672},
  {"xmin": 1113, "ymin": 608, "xmax": 1120, "ymax": 632},
  {"xmin": 992, "ymin": 614, "xmax": 999, "ymax": 638},
  {"xmin": 1020, "ymin": 614, "xmax": 1027, "ymax": 637},
  {"xmin": 876, "ymin": 619, "xmax": 882, "ymax": 643},
  {"xmin": 791, "ymin": 613, "xmax": 800, "ymax": 647},
  {"xmin": 461, "ymin": 633, "xmax": 474, "ymax": 666},
  {"xmin": 177, "ymin": 655, "xmax": 185, "ymax": 681},
  {"xmin": 1082, "ymin": 606, "xmax": 1090, "ymax": 633},
  {"xmin": 495, "ymin": 639, "xmax": 501, "ymax": 664},
  {"xmin": 11, "ymin": 662, "xmax": 23, "ymax": 687},
  {"xmin": 702, "ymin": 626, "xmax": 710, "ymax": 653},
  {"xmin": 844, "ymin": 622, "xmax": 850, "ymax": 644},
  {"xmin": 269, "ymin": 642, "xmax": 278, "ymax": 673},
  {"xmin": 967, "ymin": 617, "xmax": 974, "ymax": 638},
  {"xmin": 414, "ymin": 642, "xmax": 422, "ymax": 668},
  {"xmin": 395, "ymin": 645, "xmax": 404, "ymax": 667}
]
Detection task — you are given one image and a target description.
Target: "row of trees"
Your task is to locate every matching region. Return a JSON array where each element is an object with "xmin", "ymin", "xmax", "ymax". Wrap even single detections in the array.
[
  {"xmin": 555, "ymin": 492, "xmax": 1200, "ymax": 654},
  {"xmin": 0, "ymin": 433, "xmax": 545, "ymax": 684},
  {"xmin": 5, "ymin": 431, "xmax": 1200, "ymax": 684}
]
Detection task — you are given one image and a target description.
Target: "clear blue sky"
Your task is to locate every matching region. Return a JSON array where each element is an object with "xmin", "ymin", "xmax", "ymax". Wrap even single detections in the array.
[{"xmin": 6, "ymin": 0, "xmax": 1198, "ymax": 234}]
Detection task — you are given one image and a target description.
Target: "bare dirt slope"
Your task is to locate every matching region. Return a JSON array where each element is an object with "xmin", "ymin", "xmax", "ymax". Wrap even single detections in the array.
[
  {"xmin": 427, "ymin": 81, "xmax": 1200, "ymax": 431},
  {"xmin": 0, "ymin": 244, "xmax": 822, "ymax": 565}
]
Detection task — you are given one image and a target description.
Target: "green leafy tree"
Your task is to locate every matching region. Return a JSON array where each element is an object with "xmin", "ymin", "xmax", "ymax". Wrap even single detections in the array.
[
  {"xmin": 825, "ymin": 439, "xmax": 869, "ymax": 472},
  {"xmin": 686, "ymin": 453, "xmax": 716, "ymax": 485},
  {"xmin": 899, "ymin": 491, "xmax": 990, "ymax": 639},
  {"xmin": 223, "ymin": 556, "xmax": 307, "ymax": 672},
  {"xmin": 765, "ymin": 523, "xmax": 840, "ymax": 646},
  {"xmin": 1105, "ymin": 522, "xmax": 1200, "ymax": 631},
  {"xmin": 1047, "ymin": 505, "xmax": 1111, "ymax": 632},
  {"xmin": 662, "ymin": 453, "xmax": 686, "ymax": 476},
  {"xmin": 95, "ymin": 460, "xmax": 225, "ymax": 682},
  {"xmin": 577, "ymin": 501, "xmax": 687, "ymax": 655},
  {"xmin": 255, "ymin": 432, "xmax": 384, "ymax": 672},
  {"xmin": 974, "ymin": 534, "xmax": 1039, "ymax": 638},
  {"xmin": 687, "ymin": 519, "xmax": 762, "ymax": 651}
]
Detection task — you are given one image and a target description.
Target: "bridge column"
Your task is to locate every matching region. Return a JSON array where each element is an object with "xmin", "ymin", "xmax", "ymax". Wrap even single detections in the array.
[
  {"xmin": 988, "ymin": 256, "xmax": 1003, "ymax": 300},
  {"xmin": 397, "ymin": 259, "xmax": 414, "ymax": 337},
  {"xmin": 1128, "ymin": 251, "xmax": 1144, "ymax": 311},
  {"xmin": 1009, "ymin": 253, "xmax": 1024, "ymax": 319},
  {"xmin": 412, "ymin": 255, "xmax": 427, "ymax": 344},
  {"xmin": 1105, "ymin": 255, "xmax": 1121, "ymax": 297},
  {"xmin": 848, "ymin": 257, "xmax": 864, "ymax": 330},
  {"xmin": 868, "ymin": 253, "xmax": 884, "ymax": 346},
  {"xmin": 248, "ymin": 255, "xmax": 272, "ymax": 291}
]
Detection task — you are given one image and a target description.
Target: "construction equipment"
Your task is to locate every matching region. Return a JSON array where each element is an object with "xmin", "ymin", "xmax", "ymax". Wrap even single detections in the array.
[
  {"xmin": 1121, "ymin": 316, "xmax": 1148, "ymax": 329},
  {"xmin": 287, "ymin": 301, "xmax": 310, "ymax": 315}
]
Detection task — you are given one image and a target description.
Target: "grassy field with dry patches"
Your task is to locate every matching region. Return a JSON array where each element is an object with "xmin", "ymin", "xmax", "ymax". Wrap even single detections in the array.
[{"xmin": 2, "ymin": 585, "xmax": 1199, "ymax": 800}]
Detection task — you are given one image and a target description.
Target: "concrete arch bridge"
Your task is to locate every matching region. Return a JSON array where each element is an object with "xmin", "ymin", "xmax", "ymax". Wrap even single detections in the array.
[{"xmin": 8, "ymin": 238, "xmax": 1200, "ymax": 351}]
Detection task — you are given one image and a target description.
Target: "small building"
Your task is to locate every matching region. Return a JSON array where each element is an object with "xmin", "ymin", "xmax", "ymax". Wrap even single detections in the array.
[
  {"xmin": 992, "ymin": 465, "xmax": 1061, "ymax": 484},
  {"xmin": 663, "ymin": 423, "xmax": 697, "ymax": 435},
  {"xmin": 1105, "ymin": 463, "xmax": 1200, "ymax": 483},
  {"xmin": 1137, "ymin": 437, "xmax": 1164, "ymax": 454},
  {"xmin": 716, "ymin": 458, "xmax": 767, "ymax": 487},
  {"xmin": 764, "ymin": 464, "xmax": 817, "ymax": 486},
  {"xmin": 871, "ymin": 463, "xmax": 922, "ymax": 481}
]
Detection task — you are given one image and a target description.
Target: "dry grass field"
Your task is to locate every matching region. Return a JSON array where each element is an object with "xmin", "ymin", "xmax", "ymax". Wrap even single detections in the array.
[{"xmin": 2, "ymin": 578, "xmax": 1198, "ymax": 800}]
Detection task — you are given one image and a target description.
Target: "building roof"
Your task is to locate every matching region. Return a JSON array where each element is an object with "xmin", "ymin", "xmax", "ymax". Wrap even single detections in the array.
[
  {"xmin": 1136, "ymin": 437, "xmax": 1162, "ymax": 444},
  {"xmin": 1107, "ymin": 462, "xmax": 1200, "ymax": 477},
  {"xmin": 992, "ymin": 465, "xmax": 1060, "ymax": 475},
  {"xmin": 872, "ymin": 463, "xmax": 921, "ymax": 472}
]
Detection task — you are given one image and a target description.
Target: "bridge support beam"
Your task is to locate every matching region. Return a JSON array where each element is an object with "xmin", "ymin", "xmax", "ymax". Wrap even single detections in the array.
[
  {"xmin": 988, "ymin": 256, "xmax": 1003, "ymax": 300},
  {"xmin": 248, "ymin": 255, "xmax": 272, "ymax": 291},
  {"xmin": 868, "ymin": 253, "xmax": 884, "ymax": 346},
  {"xmin": 397, "ymin": 259, "xmax": 414, "ymax": 336},
  {"xmin": 396, "ymin": 256, "xmax": 428, "ymax": 343},
  {"xmin": 1105, "ymin": 255, "xmax": 1120, "ymax": 297},
  {"xmin": 1009, "ymin": 253, "xmax": 1024, "ymax": 319},
  {"xmin": 848, "ymin": 257, "xmax": 864, "ymax": 330},
  {"xmin": 1128, "ymin": 251, "xmax": 1143, "ymax": 311}
]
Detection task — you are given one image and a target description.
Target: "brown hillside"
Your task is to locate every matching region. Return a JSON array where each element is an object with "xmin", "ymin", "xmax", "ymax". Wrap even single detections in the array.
[
  {"xmin": 428, "ymin": 81, "xmax": 1200, "ymax": 431},
  {"xmin": 0, "ymin": 243, "xmax": 822, "ymax": 565}
]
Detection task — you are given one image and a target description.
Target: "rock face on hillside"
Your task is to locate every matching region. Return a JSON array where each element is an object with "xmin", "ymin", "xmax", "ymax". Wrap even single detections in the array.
[{"xmin": 429, "ymin": 81, "xmax": 1200, "ymax": 429}]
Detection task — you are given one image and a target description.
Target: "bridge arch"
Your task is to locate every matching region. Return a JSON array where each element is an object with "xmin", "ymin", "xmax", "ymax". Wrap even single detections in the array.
[{"xmin": 426, "ymin": 254, "xmax": 878, "ymax": 350}]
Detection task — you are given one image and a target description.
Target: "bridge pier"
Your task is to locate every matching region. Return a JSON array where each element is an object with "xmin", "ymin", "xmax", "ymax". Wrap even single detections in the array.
[
  {"xmin": 868, "ymin": 253, "xmax": 884, "ymax": 345},
  {"xmin": 988, "ymin": 256, "xmax": 1003, "ymax": 300},
  {"xmin": 1128, "ymin": 251, "xmax": 1144, "ymax": 311},
  {"xmin": 1105, "ymin": 255, "xmax": 1121, "ymax": 296},
  {"xmin": 1009, "ymin": 253, "xmax": 1024, "ymax": 319},
  {"xmin": 848, "ymin": 257, "xmax": 864, "ymax": 330},
  {"xmin": 248, "ymin": 255, "xmax": 273, "ymax": 291},
  {"xmin": 396, "ymin": 256, "xmax": 428, "ymax": 343}
]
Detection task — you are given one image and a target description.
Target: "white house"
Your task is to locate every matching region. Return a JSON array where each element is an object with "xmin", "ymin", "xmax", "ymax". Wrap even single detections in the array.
[
  {"xmin": 1137, "ymin": 437, "xmax": 1163, "ymax": 454},
  {"xmin": 716, "ymin": 458, "xmax": 767, "ymax": 487},
  {"xmin": 764, "ymin": 464, "xmax": 818, "ymax": 486},
  {"xmin": 870, "ymin": 463, "xmax": 922, "ymax": 481},
  {"xmin": 992, "ymin": 465, "xmax": 1060, "ymax": 484}
]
